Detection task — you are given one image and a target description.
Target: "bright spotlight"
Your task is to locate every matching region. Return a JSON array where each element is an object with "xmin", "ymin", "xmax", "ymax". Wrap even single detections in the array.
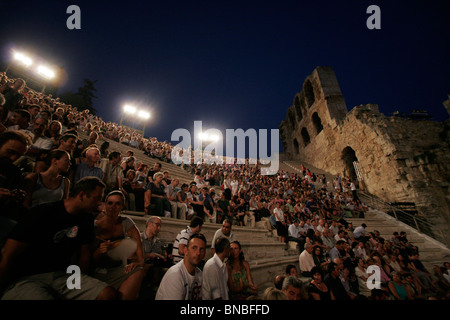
[
  {"xmin": 123, "ymin": 105, "xmax": 137, "ymax": 114},
  {"xmin": 13, "ymin": 52, "xmax": 33, "ymax": 67},
  {"xmin": 198, "ymin": 132, "xmax": 220, "ymax": 142},
  {"xmin": 138, "ymin": 110, "xmax": 150, "ymax": 119},
  {"xmin": 36, "ymin": 65, "xmax": 55, "ymax": 79}
]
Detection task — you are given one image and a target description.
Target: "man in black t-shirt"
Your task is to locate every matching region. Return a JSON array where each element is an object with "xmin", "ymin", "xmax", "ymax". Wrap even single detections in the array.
[
  {"xmin": 0, "ymin": 177, "xmax": 117, "ymax": 300},
  {"xmin": 324, "ymin": 262, "xmax": 351, "ymax": 300},
  {"xmin": 0, "ymin": 131, "xmax": 31, "ymax": 241}
]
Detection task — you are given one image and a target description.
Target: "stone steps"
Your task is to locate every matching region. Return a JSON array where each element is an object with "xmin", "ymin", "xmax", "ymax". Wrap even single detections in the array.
[{"xmin": 346, "ymin": 209, "xmax": 450, "ymax": 268}]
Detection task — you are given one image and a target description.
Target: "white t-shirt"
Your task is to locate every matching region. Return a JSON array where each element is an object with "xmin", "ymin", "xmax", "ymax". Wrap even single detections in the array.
[
  {"xmin": 288, "ymin": 224, "xmax": 300, "ymax": 238},
  {"xmin": 155, "ymin": 260, "xmax": 203, "ymax": 300},
  {"xmin": 211, "ymin": 229, "xmax": 236, "ymax": 250},
  {"xmin": 299, "ymin": 250, "xmax": 315, "ymax": 273},
  {"xmin": 273, "ymin": 208, "xmax": 284, "ymax": 222}
]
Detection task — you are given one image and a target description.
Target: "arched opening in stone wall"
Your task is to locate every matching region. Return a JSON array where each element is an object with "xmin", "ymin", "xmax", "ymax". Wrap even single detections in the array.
[
  {"xmin": 304, "ymin": 79, "xmax": 315, "ymax": 108},
  {"xmin": 312, "ymin": 112, "xmax": 323, "ymax": 134},
  {"xmin": 293, "ymin": 138, "xmax": 299, "ymax": 154},
  {"xmin": 341, "ymin": 146, "xmax": 358, "ymax": 181},
  {"xmin": 294, "ymin": 96, "xmax": 303, "ymax": 122},
  {"xmin": 301, "ymin": 127, "xmax": 311, "ymax": 147}
]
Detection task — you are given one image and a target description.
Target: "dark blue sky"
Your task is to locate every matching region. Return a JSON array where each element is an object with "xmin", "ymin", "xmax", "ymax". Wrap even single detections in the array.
[{"xmin": 1, "ymin": 0, "xmax": 449, "ymax": 149}]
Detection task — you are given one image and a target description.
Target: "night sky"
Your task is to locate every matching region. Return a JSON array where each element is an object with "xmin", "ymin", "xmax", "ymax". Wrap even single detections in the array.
[{"xmin": 1, "ymin": 0, "xmax": 449, "ymax": 152}]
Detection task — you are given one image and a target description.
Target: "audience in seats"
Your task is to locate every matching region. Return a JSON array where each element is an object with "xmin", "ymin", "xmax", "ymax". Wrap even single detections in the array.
[{"xmin": 0, "ymin": 72, "xmax": 448, "ymax": 301}]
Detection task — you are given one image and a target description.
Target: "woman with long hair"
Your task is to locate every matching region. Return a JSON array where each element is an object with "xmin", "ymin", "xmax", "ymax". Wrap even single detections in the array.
[{"xmin": 227, "ymin": 241, "xmax": 258, "ymax": 300}]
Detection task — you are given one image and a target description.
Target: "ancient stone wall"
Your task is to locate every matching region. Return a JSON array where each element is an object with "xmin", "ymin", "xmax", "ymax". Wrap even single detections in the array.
[{"xmin": 279, "ymin": 67, "xmax": 450, "ymax": 243}]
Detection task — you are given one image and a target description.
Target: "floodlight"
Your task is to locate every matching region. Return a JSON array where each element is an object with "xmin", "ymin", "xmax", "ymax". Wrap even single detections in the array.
[
  {"xmin": 123, "ymin": 105, "xmax": 137, "ymax": 114},
  {"xmin": 13, "ymin": 52, "xmax": 33, "ymax": 67},
  {"xmin": 36, "ymin": 65, "xmax": 55, "ymax": 79},
  {"xmin": 138, "ymin": 110, "xmax": 150, "ymax": 119}
]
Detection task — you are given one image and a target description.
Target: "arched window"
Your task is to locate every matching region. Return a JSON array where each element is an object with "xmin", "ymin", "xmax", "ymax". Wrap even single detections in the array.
[
  {"xmin": 301, "ymin": 127, "xmax": 311, "ymax": 147},
  {"xmin": 304, "ymin": 80, "xmax": 315, "ymax": 108},
  {"xmin": 341, "ymin": 146, "xmax": 358, "ymax": 181},
  {"xmin": 312, "ymin": 112, "xmax": 323, "ymax": 134}
]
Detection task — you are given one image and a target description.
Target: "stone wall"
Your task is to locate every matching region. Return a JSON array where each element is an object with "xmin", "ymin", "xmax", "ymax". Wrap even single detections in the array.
[{"xmin": 279, "ymin": 66, "xmax": 450, "ymax": 244}]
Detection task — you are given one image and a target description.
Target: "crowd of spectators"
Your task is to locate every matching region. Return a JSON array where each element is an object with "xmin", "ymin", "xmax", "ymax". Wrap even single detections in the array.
[{"xmin": 0, "ymin": 73, "xmax": 449, "ymax": 301}]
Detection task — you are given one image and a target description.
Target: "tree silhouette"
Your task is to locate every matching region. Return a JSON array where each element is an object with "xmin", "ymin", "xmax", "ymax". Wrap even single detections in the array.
[
  {"xmin": 59, "ymin": 78, "xmax": 98, "ymax": 114},
  {"xmin": 77, "ymin": 79, "xmax": 98, "ymax": 114}
]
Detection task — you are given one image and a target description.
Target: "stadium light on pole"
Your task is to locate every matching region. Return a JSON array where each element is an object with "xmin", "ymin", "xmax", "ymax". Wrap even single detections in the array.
[
  {"xmin": 120, "ymin": 104, "xmax": 151, "ymax": 136},
  {"xmin": 7, "ymin": 50, "xmax": 57, "ymax": 92}
]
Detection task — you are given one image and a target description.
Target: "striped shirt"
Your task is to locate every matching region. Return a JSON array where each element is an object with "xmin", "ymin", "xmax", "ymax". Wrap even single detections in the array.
[{"xmin": 172, "ymin": 226, "xmax": 193, "ymax": 263}]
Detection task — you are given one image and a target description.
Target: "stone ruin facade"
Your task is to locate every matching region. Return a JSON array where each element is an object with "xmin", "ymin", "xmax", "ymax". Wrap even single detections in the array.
[{"xmin": 279, "ymin": 66, "xmax": 450, "ymax": 244}]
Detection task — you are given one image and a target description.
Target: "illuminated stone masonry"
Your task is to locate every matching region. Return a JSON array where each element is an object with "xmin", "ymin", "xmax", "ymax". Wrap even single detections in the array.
[{"xmin": 279, "ymin": 66, "xmax": 450, "ymax": 243}]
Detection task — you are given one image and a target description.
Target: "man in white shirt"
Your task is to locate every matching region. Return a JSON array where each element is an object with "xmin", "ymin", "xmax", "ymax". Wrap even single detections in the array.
[
  {"xmin": 330, "ymin": 221, "xmax": 340, "ymax": 237},
  {"xmin": 334, "ymin": 229, "xmax": 347, "ymax": 243},
  {"xmin": 211, "ymin": 219, "xmax": 236, "ymax": 255},
  {"xmin": 288, "ymin": 219, "xmax": 305, "ymax": 252},
  {"xmin": 298, "ymin": 220, "xmax": 309, "ymax": 238},
  {"xmin": 299, "ymin": 243, "xmax": 315, "ymax": 277},
  {"xmin": 202, "ymin": 237, "xmax": 230, "ymax": 300},
  {"xmin": 156, "ymin": 233, "xmax": 206, "ymax": 300},
  {"xmin": 353, "ymin": 223, "xmax": 367, "ymax": 240}
]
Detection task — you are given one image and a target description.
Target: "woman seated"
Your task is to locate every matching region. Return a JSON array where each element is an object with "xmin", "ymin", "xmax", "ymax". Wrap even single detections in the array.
[
  {"xmin": 388, "ymin": 272, "xmax": 413, "ymax": 300},
  {"xmin": 91, "ymin": 191, "xmax": 145, "ymax": 300},
  {"xmin": 144, "ymin": 172, "xmax": 172, "ymax": 217},
  {"xmin": 308, "ymin": 266, "xmax": 334, "ymax": 300},
  {"xmin": 23, "ymin": 149, "xmax": 71, "ymax": 209},
  {"xmin": 122, "ymin": 169, "xmax": 144, "ymax": 211},
  {"xmin": 227, "ymin": 241, "xmax": 258, "ymax": 300},
  {"xmin": 186, "ymin": 183, "xmax": 206, "ymax": 220}
]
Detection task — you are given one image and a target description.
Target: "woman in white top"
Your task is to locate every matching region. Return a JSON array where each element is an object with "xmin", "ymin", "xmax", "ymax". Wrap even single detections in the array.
[
  {"xmin": 354, "ymin": 257, "xmax": 372, "ymax": 297},
  {"xmin": 273, "ymin": 202, "xmax": 288, "ymax": 243},
  {"xmin": 23, "ymin": 149, "xmax": 71, "ymax": 209},
  {"xmin": 230, "ymin": 175, "xmax": 239, "ymax": 197}
]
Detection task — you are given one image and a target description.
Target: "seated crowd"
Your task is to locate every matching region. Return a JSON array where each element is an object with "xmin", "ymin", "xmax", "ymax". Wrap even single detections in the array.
[{"xmin": 0, "ymin": 74, "xmax": 449, "ymax": 300}]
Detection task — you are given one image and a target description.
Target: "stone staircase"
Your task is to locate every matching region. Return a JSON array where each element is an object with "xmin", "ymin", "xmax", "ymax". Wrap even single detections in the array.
[{"xmin": 346, "ymin": 209, "xmax": 450, "ymax": 270}]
